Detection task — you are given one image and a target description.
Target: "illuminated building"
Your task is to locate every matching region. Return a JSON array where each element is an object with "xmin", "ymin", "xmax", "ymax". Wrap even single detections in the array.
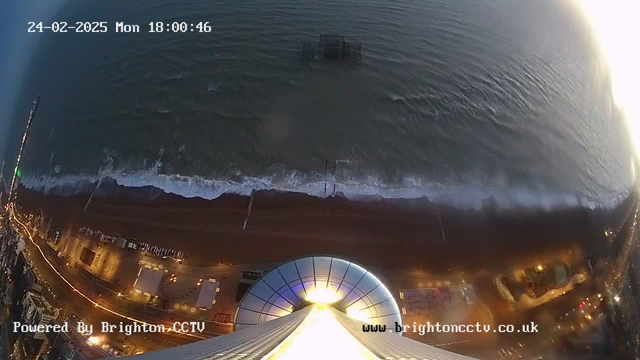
[
  {"xmin": 118, "ymin": 256, "xmax": 474, "ymax": 359},
  {"xmin": 17, "ymin": 291, "xmax": 60, "ymax": 359}
]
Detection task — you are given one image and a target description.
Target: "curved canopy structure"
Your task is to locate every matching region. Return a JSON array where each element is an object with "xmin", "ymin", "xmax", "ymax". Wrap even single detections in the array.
[{"xmin": 235, "ymin": 256, "xmax": 402, "ymax": 331}]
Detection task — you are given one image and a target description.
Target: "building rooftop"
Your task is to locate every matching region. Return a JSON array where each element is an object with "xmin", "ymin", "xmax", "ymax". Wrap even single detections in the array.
[
  {"xmin": 195, "ymin": 279, "xmax": 220, "ymax": 309},
  {"xmin": 133, "ymin": 267, "xmax": 164, "ymax": 296}
]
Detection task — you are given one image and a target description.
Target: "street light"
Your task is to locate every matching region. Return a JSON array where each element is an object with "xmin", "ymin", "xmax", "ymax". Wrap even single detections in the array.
[{"xmin": 87, "ymin": 336, "xmax": 102, "ymax": 346}]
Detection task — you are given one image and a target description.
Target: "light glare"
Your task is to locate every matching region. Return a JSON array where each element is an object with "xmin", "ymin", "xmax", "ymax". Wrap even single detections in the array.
[
  {"xmin": 87, "ymin": 336, "xmax": 102, "ymax": 346},
  {"xmin": 264, "ymin": 306, "xmax": 377, "ymax": 360},
  {"xmin": 306, "ymin": 288, "xmax": 339, "ymax": 304},
  {"xmin": 347, "ymin": 307, "xmax": 371, "ymax": 323},
  {"xmin": 575, "ymin": 0, "xmax": 640, "ymax": 165}
]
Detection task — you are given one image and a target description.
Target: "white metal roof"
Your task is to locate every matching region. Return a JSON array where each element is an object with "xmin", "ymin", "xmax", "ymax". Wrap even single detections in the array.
[{"xmin": 134, "ymin": 267, "xmax": 163, "ymax": 296}]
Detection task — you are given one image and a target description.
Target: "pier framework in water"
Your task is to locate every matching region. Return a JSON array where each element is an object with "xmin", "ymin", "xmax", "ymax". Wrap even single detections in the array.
[{"xmin": 301, "ymin": 34, "xmax": 362, "ymax": 67}]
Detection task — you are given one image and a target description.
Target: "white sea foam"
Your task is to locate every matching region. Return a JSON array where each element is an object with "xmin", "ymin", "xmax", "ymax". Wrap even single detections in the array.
[
  {"xmin": 208, "ymin": 82, "xmax": 222, "ymax": 92},
  {"xmin": 19, "ymin": 169, "xmax": 630, "ymax": 211}
]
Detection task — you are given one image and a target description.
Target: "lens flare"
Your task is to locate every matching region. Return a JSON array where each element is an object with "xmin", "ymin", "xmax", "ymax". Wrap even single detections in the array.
[{"xmin": 574, "ymin": 0, "xmax": 640, "ymax": 164}]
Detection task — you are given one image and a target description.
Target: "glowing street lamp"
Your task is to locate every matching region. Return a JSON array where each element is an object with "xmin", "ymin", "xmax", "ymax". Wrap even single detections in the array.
[{"xmin": 87, "ymin": 336, "xmax": 102, "ymax": 346}]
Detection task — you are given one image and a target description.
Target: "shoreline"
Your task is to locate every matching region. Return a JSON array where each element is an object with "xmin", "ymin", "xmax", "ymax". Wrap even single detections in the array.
[{"xmin": 19, "ymin": 174, "xmax": 630, "ymax": 211}]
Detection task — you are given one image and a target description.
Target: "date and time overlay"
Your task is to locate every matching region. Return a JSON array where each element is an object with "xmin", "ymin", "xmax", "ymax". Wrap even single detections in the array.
[{"xmin": 28, "ymin": 21, "xmax": 213, "ymax": 33}]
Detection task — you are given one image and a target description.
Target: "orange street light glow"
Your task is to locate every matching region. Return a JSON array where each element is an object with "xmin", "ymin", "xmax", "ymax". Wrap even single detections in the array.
[
  {"xmin": 87, "ymin": 336, "xmax": 102, "ymax": 346},
  {"xmin": 8, "ymin": 204, "xmax": 205, "ymax": 340}
]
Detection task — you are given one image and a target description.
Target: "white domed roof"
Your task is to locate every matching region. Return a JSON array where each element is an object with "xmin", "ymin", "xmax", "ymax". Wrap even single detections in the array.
[{"xmin": 235, "ymin": 256, "xmax": 402, "ymax": 331}]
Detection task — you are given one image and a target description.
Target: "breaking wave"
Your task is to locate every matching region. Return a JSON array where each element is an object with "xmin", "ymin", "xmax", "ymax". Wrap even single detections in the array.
[{"xmin": 19, "ymin": 170, "xmax": 631, "ymax": 211}]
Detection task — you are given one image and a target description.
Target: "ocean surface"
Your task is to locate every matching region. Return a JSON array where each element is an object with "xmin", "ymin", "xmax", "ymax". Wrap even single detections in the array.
[{"xmin": 6, "ymin": 0, "xmax": 636, "ymax": 209}]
